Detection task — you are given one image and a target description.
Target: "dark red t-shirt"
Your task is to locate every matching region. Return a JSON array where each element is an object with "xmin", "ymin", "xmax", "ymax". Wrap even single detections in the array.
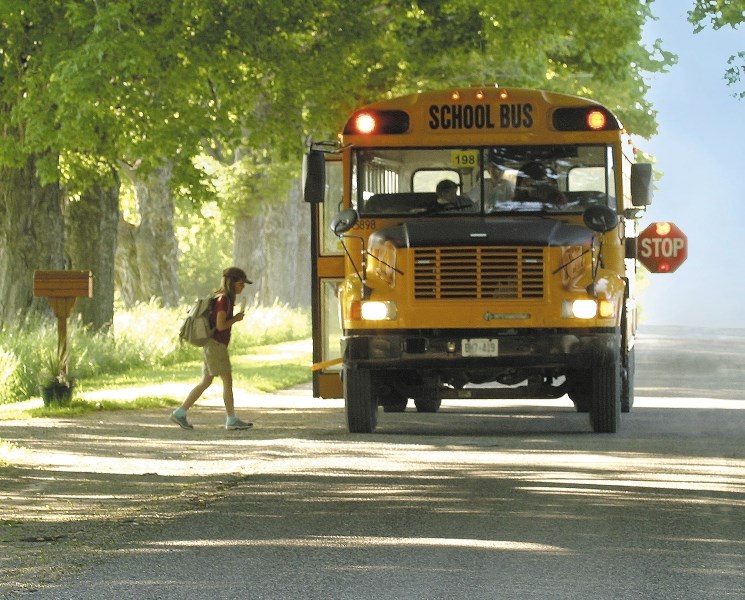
[{"xmin": 210, "ymin": 295, "xmax": 233, "ymax": 345}]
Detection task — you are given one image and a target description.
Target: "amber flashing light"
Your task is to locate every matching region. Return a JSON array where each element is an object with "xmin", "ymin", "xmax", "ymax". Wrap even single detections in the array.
[{"xmin": 655, "ymin": 222, "xmax": 672, "ymax": 236}]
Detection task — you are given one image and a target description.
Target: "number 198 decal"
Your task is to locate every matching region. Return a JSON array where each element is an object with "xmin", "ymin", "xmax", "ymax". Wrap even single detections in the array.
[{"xmin": 451, "ymin": 150, "xmax": 478, "ymax": 167}]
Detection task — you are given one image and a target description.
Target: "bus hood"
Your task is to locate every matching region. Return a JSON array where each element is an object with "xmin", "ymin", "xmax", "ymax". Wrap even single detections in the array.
[{"xmin": 369, "ymin": 217, "xmax": 594, "ymax": 248}]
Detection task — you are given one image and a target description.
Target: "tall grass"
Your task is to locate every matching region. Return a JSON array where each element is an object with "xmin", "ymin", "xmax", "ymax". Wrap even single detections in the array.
[{"xmin": 0, "ymin": 300, "xmax": 310, "ymax": 406}]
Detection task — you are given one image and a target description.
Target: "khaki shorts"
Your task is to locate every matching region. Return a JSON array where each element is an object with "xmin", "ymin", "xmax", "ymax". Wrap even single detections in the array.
[{"xmin": 203, "ymin": 338, "xmax": 231, "ymax": 377}]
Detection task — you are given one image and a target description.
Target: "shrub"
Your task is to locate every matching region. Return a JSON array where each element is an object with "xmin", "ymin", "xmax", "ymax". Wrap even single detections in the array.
[{"xmin": 0, "ymin": 302, "xmax": 310, "ymax": 405}]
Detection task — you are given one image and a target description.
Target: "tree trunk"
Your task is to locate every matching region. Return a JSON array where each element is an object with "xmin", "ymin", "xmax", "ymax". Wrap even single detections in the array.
[
  {"xmin": 0, "ymin": 154, "xmax": 64, "ymax": 324},
  {"xmin": 115, "ymin": 218, "xmax": 139, "ymax": 308},
  {"xmin": 233, "ymin": 179, "xmax": 311, "ymax": 308},
  {"xmin": 64, "ymin": 172, "xmax": 120, "ymax": 330},
  {"xmin": 116, "ymin": 162, "xmax": 180, "ymax": 307}
]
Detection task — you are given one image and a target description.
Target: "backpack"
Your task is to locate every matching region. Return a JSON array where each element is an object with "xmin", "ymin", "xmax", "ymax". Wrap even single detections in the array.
[{"xmin": 179, "ymin": 296, "xmax": 216, "ymax": 346}]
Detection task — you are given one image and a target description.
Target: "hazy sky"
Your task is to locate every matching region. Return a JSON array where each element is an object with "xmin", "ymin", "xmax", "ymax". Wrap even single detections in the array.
[{"xmin": 638, "ymin": 3, "xmax": 744, "ymax": 329}]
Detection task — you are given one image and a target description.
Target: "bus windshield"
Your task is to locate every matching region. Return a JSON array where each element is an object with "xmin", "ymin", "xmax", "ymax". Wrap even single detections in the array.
[{"xmin": 354, "ymin": 145, "xmax": 615, "ymax": 216}]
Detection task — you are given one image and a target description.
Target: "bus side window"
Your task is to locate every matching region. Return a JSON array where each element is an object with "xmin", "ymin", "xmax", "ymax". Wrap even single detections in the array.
[
  {"xmin": 413, "ymin": 169, "xmax": 459, "ymax": 192},
  {"xmin": 565, "ymin": 166, "xmax": 609, "ymax": 207}
]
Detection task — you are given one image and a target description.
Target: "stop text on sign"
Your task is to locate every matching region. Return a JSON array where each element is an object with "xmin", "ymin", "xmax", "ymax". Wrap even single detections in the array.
[{"xmin": 639, "ymin": 237, "xmax": 685, "ymax": 258}]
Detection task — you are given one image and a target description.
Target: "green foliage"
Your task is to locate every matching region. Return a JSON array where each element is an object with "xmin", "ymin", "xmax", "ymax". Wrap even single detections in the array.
[
  {"xmin": 0, "ymin": 348, "xmax": 23, "ymax": 405},
  {"xmin": 231, "ymin": 300, "xmax": 311, "ymax": 353},
  {"xmin": 26, "ymin": 396, "xmax": 180, "ymax": 419},
  {"xmin": 108, "ymin": 301, "xmax": 192, "ymax": 369},
  {"xmin": 0, "ymin": 302, "xmax": 310, "ymax": 406},
  {"xmin": 37, "ymin": 346, "xmax": 72, "ymax": 387},
  {"xmin": 1, "ymin": 0, "xmax": 678, "ymax": 333},
  {"xmin": 724, "ymin": 52, "xmax": 745, "ymax": 97},
  {"xmin": 231, "ymin": 362, "xmax": 311, "ymax": 393},
  {"xmin": 689, "ymin": 0, "xmax": 745, "ymax": 31},
  {"xmin": 266, "ymin": 0, "xmax": 677, "ymax": 140},
  {"xmin": 0, "ymin": 318, "xmax": 62, "ymax": 403},
  {"xmin": 175, "ymin": 202, "xmax": 233, "ymax": 301},
  {"xmin": 688, "ymin": 0, "xmax": 744, "ymax": 98},
  {"xmin": 1, "ymin": 0, "xmax": 677, "ymax": 195},
  {"xmin": 193, "ymin": 153, "xmax": 297, "ymax": 219}
]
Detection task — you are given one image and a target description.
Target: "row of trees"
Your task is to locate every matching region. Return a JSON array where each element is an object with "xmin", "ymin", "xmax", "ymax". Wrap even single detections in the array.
[{"xmin": 0, "ymin": 1, "xmax": 684, "ymax": 331}]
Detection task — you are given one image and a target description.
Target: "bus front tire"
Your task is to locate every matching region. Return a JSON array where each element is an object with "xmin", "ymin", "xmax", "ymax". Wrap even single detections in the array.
[
  {"xmin": 590, "ymin": 345, "xmax": 621, "ymax": 433},
  {"xmin": 344, "ymin": 367, "xmax": 377, "ymax": 433}
]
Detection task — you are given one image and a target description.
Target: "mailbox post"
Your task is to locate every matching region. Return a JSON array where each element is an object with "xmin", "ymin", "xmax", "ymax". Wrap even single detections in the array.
[{"xmin": 33, "ymin": 270, "xmax": 93, "ymax": 376}]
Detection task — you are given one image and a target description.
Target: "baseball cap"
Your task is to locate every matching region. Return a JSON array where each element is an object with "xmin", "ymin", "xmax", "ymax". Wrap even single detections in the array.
[{"xmin": 223, "ymin": 266, "xmax": 253, "ymax": 284}]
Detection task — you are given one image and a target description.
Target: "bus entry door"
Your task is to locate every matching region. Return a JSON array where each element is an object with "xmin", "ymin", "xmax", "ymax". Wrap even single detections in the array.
[{"xmin": 309, "ymin": 154, "xmax": 344, "ymax": 398}]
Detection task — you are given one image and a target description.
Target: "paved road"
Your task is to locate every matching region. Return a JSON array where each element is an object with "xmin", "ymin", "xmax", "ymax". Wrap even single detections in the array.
[{"xmin": 21, "ymin": 327, "xmax": 745, "ymax": 599}]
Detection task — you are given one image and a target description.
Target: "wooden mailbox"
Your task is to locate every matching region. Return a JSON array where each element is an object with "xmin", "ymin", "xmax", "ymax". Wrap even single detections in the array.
[{"xmin": 33, "ymin": 270, "xmax": 93, "ymax": 374}]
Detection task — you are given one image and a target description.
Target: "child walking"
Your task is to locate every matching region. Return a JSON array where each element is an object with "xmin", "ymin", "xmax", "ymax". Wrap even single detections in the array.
[{"xmin": 171, "ymin": 267, "xmax": 254, "ymax": 430}]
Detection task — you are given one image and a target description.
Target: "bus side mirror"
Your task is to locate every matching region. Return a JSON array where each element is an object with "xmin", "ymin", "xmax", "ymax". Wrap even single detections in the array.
[
  {"xmin": 330, "ymin": 208, "xmax": 359, "ymax": 235},
  {"xmin": 583, "ymin": 205, "xmax": 618, "ymax": 233},
  {"xmin": 303, "ymin": 149, "xmax": 326, "ymax": 203},
  {"xmin": 631, "ymin": 163, "xmax": 653, "ymax": 207}
]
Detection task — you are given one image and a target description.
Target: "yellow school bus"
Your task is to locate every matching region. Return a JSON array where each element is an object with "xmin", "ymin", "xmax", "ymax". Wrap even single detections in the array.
[{"xmin": 304, "ymin": 86, "xmax": 653, "ymax": 433}]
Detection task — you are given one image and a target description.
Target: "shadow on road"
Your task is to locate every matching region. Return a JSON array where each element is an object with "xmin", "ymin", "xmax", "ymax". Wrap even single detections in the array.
[{"xmin": 1, "ymin": 327, "xmax": 744, "ymax": 596}]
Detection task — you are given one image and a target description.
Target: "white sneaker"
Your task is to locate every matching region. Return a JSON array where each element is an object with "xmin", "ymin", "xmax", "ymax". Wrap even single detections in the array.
[
  {"xmin": 170, "ymin": 411, "xmax": 193, "ymax": 430},
  {"xmin": 226, "ymin": 417, "xmax": 253, "ymax": 430}
]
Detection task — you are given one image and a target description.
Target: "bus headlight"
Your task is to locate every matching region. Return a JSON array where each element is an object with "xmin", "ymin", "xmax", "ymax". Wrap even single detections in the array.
[
  {"xmin": 360, "ymin": 301, "xmax": 397, "ymax": 321},
  {"xmin": 563, "ymin": 299, "xmax": 597, "ymax": 319},
  {"xmin": 562, "ymin": 299, "xmax": 617, "ymax": 319}
]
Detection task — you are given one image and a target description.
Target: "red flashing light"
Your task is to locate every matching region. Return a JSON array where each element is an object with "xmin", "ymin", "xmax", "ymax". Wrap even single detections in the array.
[
  {"xmin": 587, "ymin": 110, "xmax": 607, "ymax": 130},
  {"xmin": 355, "ymin": 112, "xmax": 376, "ymax": 134},
  {"xmin": 553, "ymin": 107, "xmax": 619, "ymax": 131},
  {"xmin": 343, "ymin": 110, "xmax": 410, "ymax": 135},
  {"xmin": 657, "ymin": 262, "xmax": 672, "ymax": 273}
]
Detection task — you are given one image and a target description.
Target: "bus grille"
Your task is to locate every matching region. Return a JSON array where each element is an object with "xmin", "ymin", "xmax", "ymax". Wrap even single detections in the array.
[{"xmin": 413, "ymin": 247, "xmax": 545, "ymax": 300}]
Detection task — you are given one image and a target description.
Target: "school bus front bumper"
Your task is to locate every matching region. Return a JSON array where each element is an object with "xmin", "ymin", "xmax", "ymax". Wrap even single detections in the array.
[{"xmin": 341, "ymin": 328, "xmax": 620, "ymax": 371}]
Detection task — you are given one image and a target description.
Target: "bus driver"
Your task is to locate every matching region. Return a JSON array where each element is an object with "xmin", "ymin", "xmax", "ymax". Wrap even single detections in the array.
[{"xmin": 468, "ymin": 155, "xmax": 515, "ymax": 211}]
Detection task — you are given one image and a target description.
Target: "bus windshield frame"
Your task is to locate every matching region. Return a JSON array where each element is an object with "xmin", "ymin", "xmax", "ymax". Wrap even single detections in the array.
[{"xmin": 352, "ymin": 144, "xmax": 616, "ymax": 217}]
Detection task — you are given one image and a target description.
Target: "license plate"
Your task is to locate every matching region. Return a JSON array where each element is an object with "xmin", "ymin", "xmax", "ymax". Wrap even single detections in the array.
[{"xmin": 461, "ymin": 338, "xmax": 499, "ymax": 357}]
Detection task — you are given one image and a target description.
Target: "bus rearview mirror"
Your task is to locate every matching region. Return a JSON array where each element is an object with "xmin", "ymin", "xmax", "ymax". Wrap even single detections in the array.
[
  {"xmin": 631, "ymin": 163, "xmax": 653, "ymax": 207},
  {"xmin": 303, "ymin": 150, "xmax": 326, "ymax": 203}
]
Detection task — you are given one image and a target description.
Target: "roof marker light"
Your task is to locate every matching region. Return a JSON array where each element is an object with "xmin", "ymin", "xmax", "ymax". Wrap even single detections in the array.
[{"xmin": 451, "ymin": 91, "xmax": 460, "ymax": 100}]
